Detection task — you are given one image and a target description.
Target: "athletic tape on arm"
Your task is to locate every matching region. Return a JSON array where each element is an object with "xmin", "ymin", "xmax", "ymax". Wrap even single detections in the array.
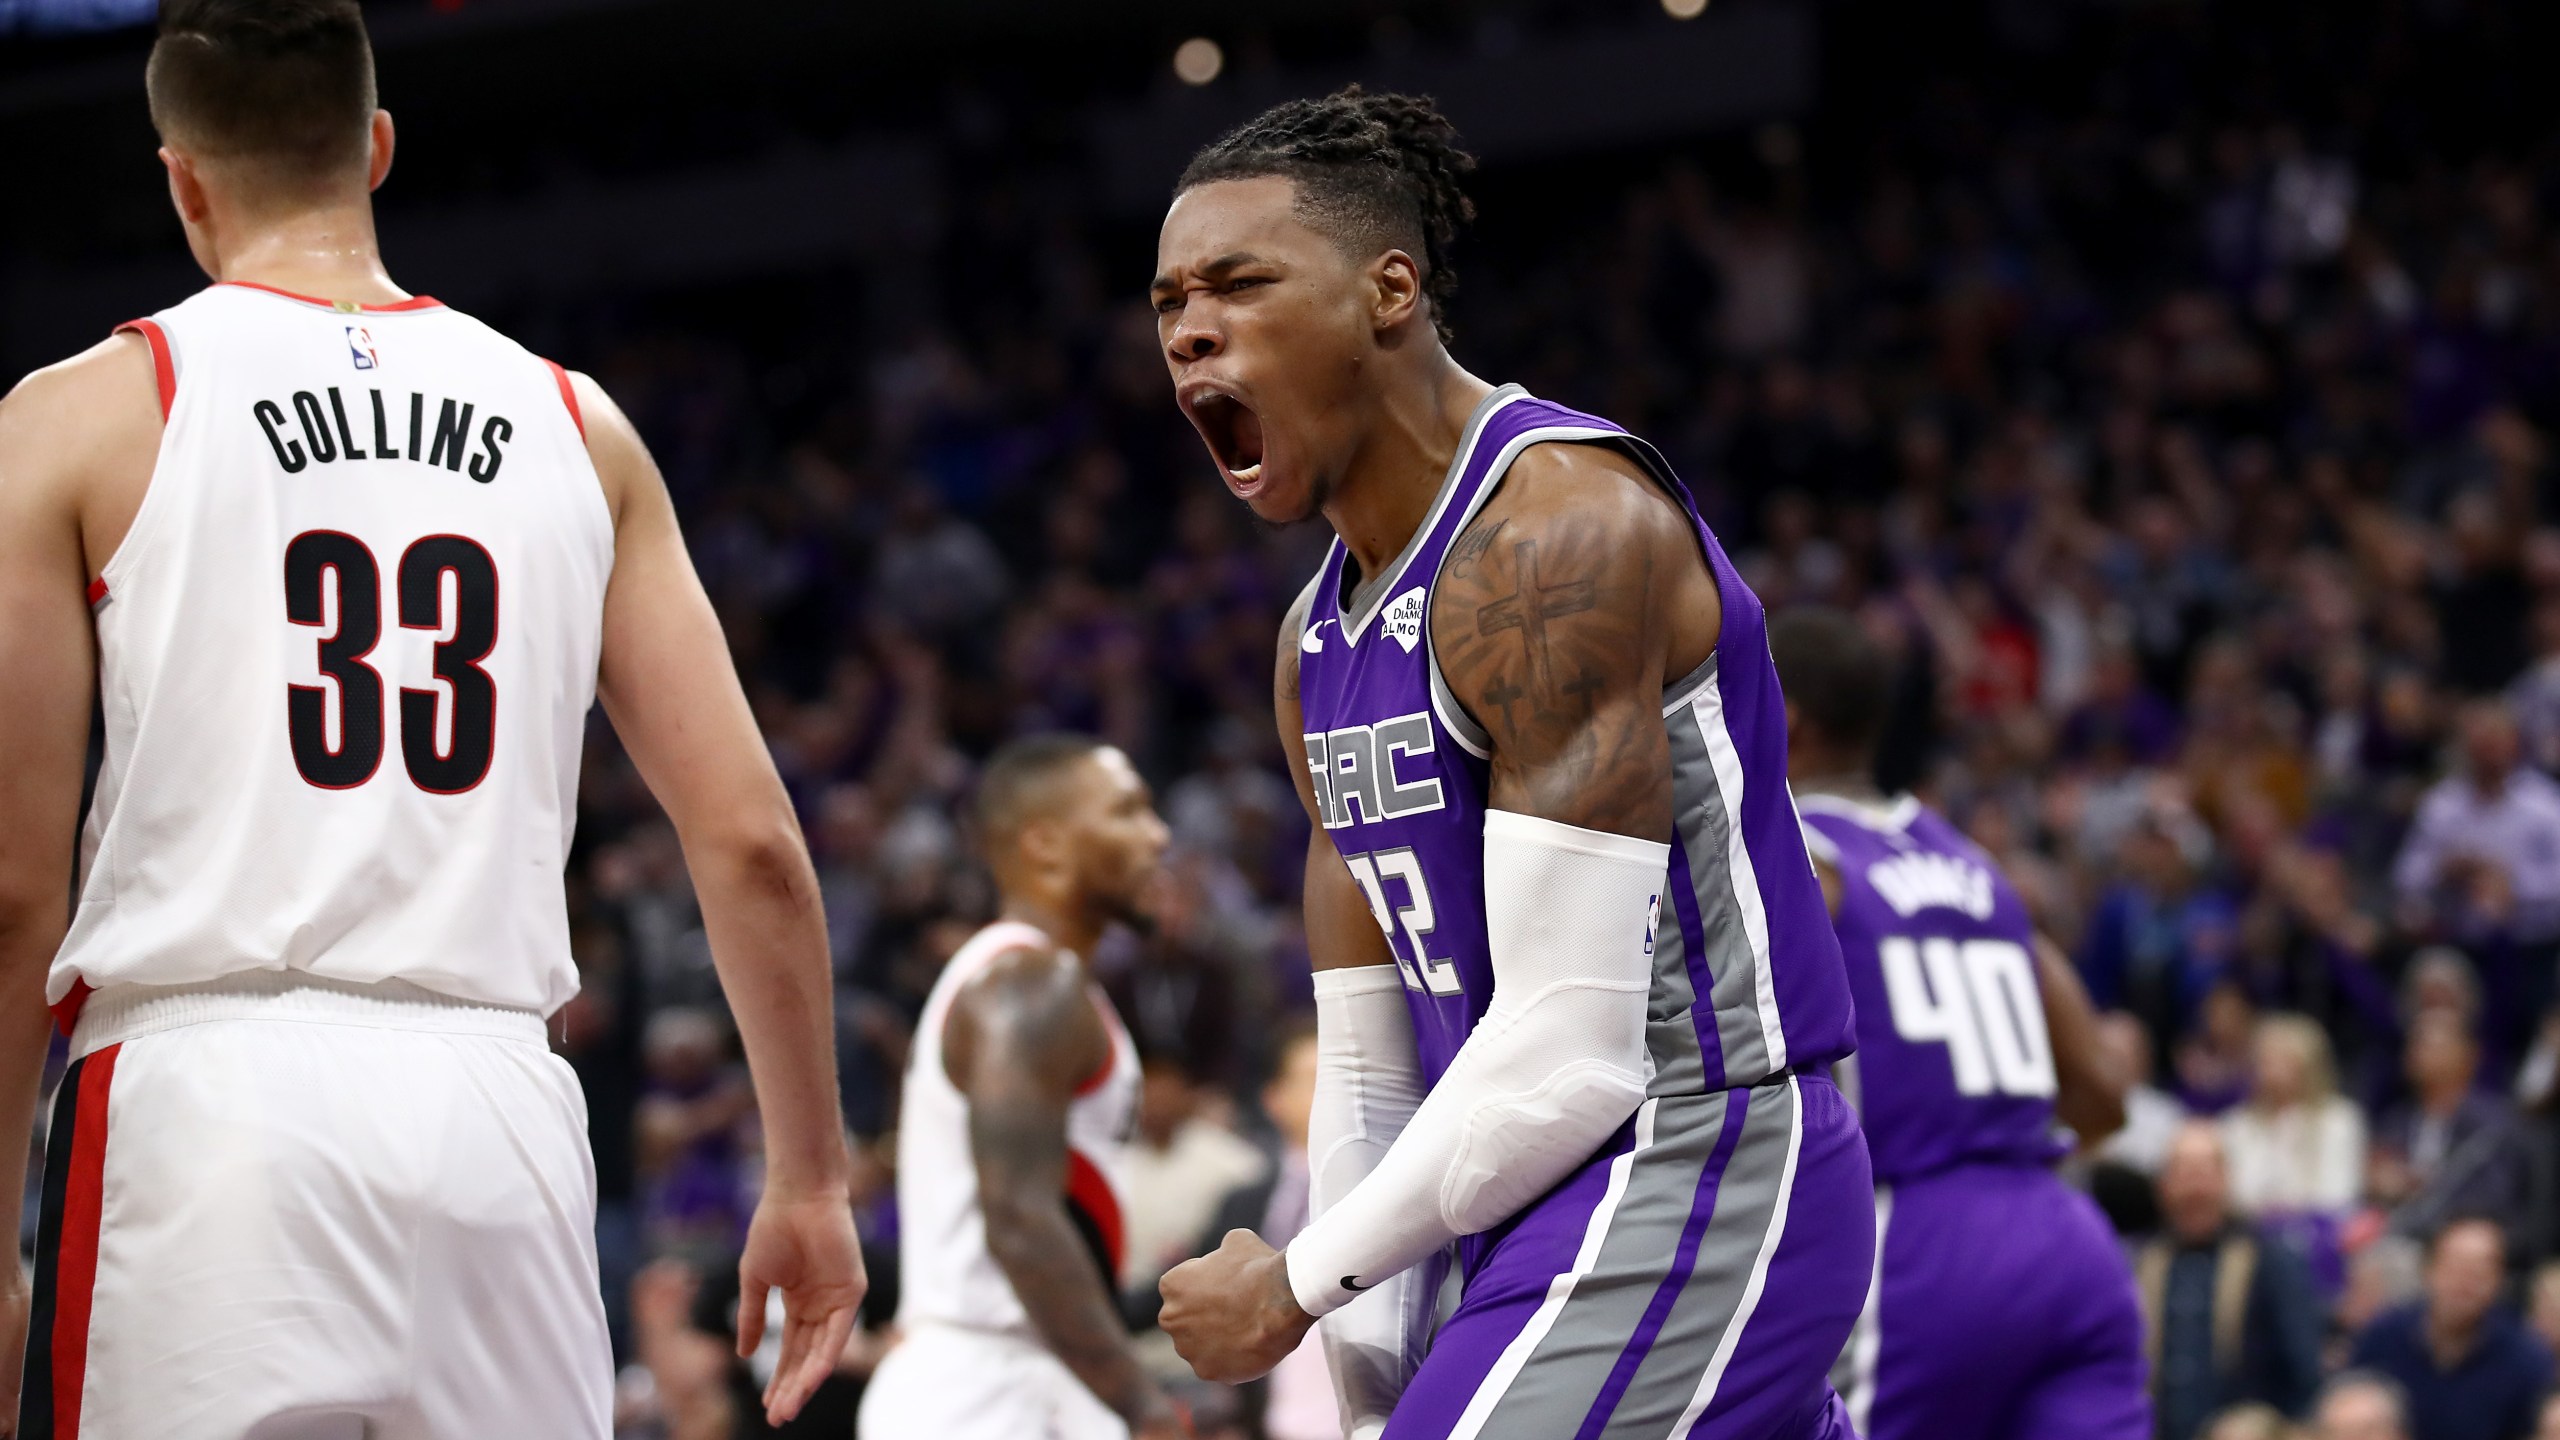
[{"xmin": 1285, "ymin": 809, "xmax": 1668, "ymax": 1317}]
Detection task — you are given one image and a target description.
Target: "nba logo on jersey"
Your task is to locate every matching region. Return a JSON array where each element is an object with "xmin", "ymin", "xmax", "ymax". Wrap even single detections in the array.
[
  {"xmin": 1642, "ymin": 893, "xmax": 1660, "ymax": 957},
  {"xmin": 346, "ymin": 325, "xmax": 378, "ymax": 370},
  {"xmin": 1381, "ymin": 587, "xmax": 1427, "ymax": 652}
]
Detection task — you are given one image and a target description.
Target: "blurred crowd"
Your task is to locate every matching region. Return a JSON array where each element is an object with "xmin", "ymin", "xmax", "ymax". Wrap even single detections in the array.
[{"xmin": 337, "ymin": 3, "xmax": 2560, "ymax": 1438}]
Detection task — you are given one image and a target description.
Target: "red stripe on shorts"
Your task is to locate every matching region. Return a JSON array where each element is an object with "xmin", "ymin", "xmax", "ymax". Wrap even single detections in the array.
[{"xmin": 51, "ymin": 1043, "xmax": 119, "ymax": 1437}]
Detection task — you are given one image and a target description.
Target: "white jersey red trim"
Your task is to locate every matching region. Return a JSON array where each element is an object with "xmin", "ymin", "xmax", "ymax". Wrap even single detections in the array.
[
  {"xmin": 52, "ymin": 283, "xmax": 611, "ymax": 1021},
  {"xmin": 892, "ymin": 920, "xmax": 1140, "ymax": 1336}
]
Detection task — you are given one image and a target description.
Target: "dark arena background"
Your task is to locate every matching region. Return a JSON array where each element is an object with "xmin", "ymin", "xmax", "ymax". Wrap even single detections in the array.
[{"xmin": 9, "ymin": 1, "xmax": 2560, "ymax": 1436}]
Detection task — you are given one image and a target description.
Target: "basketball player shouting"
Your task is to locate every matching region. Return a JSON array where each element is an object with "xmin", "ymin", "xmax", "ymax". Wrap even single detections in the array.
[
  {"xmin": 1152, "ymin": 90, "xmax": 1873, "ymax": 1439},
  {"xmin": 1770, "ymin": 611, "xmax": 2150, "ymax": 1440},
  {"xmin": 859, "ymin": 735, "xmax": 1187, "ymax": 1440},
  {"xmin": 0, "ymin": 3, "xmax": 862, "ymax": 1435}
]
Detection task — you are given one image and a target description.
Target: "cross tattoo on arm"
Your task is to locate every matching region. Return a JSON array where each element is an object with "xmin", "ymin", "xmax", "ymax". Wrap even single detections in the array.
[{"xmin": 1474, "ymin": 538, "xmax": 1600, "ymax": 733}]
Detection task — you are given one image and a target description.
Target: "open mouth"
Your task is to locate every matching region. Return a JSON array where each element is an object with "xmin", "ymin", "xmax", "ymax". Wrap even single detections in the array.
[{"xmin": 1184, "ymin": 388, "xmax": 1267, "ymax": 492}]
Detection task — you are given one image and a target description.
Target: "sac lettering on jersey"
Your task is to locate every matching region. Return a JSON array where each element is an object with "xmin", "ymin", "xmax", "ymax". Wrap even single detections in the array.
[
  {"xmin": 253, "ymin": 388, "xmax": 514, "ymax": 484},
  {"xmin": 1302, "ymin": 711, "xmax": 1448, "ymax": 829}
]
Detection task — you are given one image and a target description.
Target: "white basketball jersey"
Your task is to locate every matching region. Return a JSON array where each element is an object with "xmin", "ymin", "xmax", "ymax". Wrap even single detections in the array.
[
  {"xmin": 894, "ymin": 920, "xmax": 1140, "ymax": 1336},
  {"xmin": 50, "ymin": 282, "xmax": 613, "ymax": 1022}
]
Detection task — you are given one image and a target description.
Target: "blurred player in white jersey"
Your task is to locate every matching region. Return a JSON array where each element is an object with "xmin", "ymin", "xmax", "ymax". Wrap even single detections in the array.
[
  {"xmin": 0, "ymin": 2, "xmax": 863, "ymax": 1435},
  {"xmin": 860, "ymin": 735, "xmax": 1189, "ymax": 1440}
]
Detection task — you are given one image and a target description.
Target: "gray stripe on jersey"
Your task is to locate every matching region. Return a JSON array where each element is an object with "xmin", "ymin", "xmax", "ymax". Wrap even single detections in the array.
[
  {"xmin": 1427, "ymin": 647, "xmax": 1494, "ymax": 761},
  {"xmin": 1663, "ymin": 652, "xmax": 1778, "ymax": 1086},
  {"xmin": 1643, "ymin": 910, "xmax": 1711, "ymax": 1098},
  {"xmin": 1577, "ymin": 1079, "xmax": 1802, "ymax": 1435},
  {"xmin": 1456, "ymin": 1089, "xmax": 1737, "ymax": 1437}
]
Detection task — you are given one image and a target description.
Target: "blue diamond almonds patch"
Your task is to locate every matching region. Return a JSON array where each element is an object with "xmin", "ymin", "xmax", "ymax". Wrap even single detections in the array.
[{"xmin": 1382, "ymin": 586, "xmax": 1427, "ymax": 652}]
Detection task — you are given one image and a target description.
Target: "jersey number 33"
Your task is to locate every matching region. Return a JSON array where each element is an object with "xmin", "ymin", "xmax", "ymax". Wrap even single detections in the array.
[{"xmin": 283, "ymin": 528, "xmax": 500, "ymax": 795}]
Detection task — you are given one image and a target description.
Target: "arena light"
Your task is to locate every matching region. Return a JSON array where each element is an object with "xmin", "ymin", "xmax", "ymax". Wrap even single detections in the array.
[
  {"xmin": 1662, "ymin": 0, "xmax": 1709, "ymax": 17},
  {"xmin": 1174, "ymin": 37, "xmax": 1225, "ymax": 86}
]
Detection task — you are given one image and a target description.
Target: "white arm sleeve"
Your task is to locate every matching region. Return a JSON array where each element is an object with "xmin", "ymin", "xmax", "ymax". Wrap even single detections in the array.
[
  {"xmin": 1285, "ymin": 809, "xmax": 1668, "ymax": 1320},
  {"xmin": 1306, "ymin": 965, "xmax": 1435, "ymax": 1438}
]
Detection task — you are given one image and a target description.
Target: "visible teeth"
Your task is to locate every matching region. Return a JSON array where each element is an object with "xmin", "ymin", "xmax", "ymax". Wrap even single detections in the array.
[{"xmin": 1231, "ymin": 462, "xmax": 1263, "ymax": 483}]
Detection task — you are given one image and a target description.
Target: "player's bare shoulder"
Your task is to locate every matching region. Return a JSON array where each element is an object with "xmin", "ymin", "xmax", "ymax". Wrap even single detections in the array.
[
  {"xmin": 1428, "ymin": 439, "xmax": 1718, "ymax": 825},
  {"xmin": 3, "ymin": 328, "xmax": 159, "ymax": 408},
  {"xmin": 555, "ymin": 368, "xmax": 650, "ymax": 529},
  {"xmin": 944, "ymin": 938, "xmax": 1110, "ymax": 1092},
  {"xmin": 0, "ymin": 332, "xmax": 164, "ymax": 565}
]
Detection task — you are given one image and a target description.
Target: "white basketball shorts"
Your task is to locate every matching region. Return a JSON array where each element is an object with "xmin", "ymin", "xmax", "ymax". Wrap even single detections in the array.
[
  {"xmin": 857, "ymin": 1322, "xmax": 1129, "ymax": 1440},
  {"xmin": 23, "ymin": 975, "xmax": 612, "ymax": 1439}
]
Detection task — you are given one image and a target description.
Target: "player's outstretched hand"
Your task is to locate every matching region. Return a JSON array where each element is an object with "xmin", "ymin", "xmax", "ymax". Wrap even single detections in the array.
[
  {"xmin": 1158, "ymin": 1228, "xmax": 1314, "ymax": 1384},
  {"xmin": 736, "ymin": 1191, "xmax": 868, "ymax": 1427}
]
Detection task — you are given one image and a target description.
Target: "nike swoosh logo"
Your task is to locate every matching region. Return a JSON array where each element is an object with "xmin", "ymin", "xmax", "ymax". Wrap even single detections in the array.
[
  {"xmin": 1301, "ymin": 619, "xmax": 1335, "ymax": 654},
  {"xmin": 1342, "ymin": 1274, "xmax": 1374, "ymax": 1292}
]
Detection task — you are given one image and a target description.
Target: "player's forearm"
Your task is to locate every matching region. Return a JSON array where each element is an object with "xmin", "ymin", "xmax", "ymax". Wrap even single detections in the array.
[
  {"xmin": 1286, "ymin": 1004, "xmax": 1642, "ymax": 1314},
  {"xmin": 688, "ymin": 824, "xmax": 850, "ymax": 1196},
  {"xmin": 0, "ymin": 910, "xmax": 62, "ymax": 1245},
  {"xmin": 1286, "ymin": 812, "xmax": 1662, "ymax": 1318},
  {"xmin": 2034, "ymin": 936, "xmax": 2126, "ymax": 1144},
  {"xmin": 1307, "ymin": 966, "xmax": 1432, "ymax": 1431},
  {"xmin": 983, "ymin": 1192, "xmax": 1165, "ymax": 1424}
]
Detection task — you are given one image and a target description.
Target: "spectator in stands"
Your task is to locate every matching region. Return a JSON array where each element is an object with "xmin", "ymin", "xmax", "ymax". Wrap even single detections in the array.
[
  {"xmin": 1138, "ymin": 1021, "xmax": 1340, "ymax": 1440},
  {"xmin": 2433, "ymin": 489, "xmax": 2534, "ymax": 697},
  {"xmin": 2341, "ymin": 1238, "xmax": 2431, "ymax": 1354},
  {"xmin": 2509, "ymin": 595, "xmax": 2560, "ymax": 776},
  {"xmin": 867, "ymin": 484, "xmax": 1011, "ymax": 643},
  {"xmin": 2203, "ymin": 1403, "xmax": 2296, "ymax": 1440},
  {"xmin": 2224, "ymin": 1012, "xmax": 2367, "ymax": 1216},
  {"xmin": 2313, "ymin": 1372, "xmax": 2416, "ymax": 1440},
  {"xmin": 2402, "ymin": 949, "xmax": 2486, "ymax": 1043},
  {"xmin": 634, "ymin": 1007, "xmax": 759, "ymax": 1257},
  {"xmin": 2063, "ymin": 638, "xmax": 2184, "ymax": 771},
  {"xmin": 1238, "ymin": 1022, "xmax": 1338, "ymax": 1440},
  {"xmin": 2349, "ymin": 1217, "xmax": 2554, "ymax": 1440},
  {"xmin": 1115, "ymin": 1053, "xmax": 1267, "ymax": 1304},
  {"xmin": 2394, "ymin": 700, "xmax": 2560, "ymax": 947},
  {"xmin": 2096, "ymin": 1008, "xmax": 2190, "ymax": 1175},
  {"xmin": 2398, "ymin": 945, "xmax": 2544, "ymax": 1098},
  {"xmin": 2082, "ymin": 799, "xmax": 2233, "ymax": 1046},
  {"xmin": 2370, "ymin": 1013, "xmax": 2531, "ymax": 1246},
  {"xmin": 2537, "ymin": 1393, "xmax": 2560, "ymax": 1440},
  {"xmin": 2531, "ymin": 1261, "xmax": 2560, "ymax": 1365},
  {"xmin": 2139, "ymin": 1122, "xmax": 2328, "ymax": 1440},
  {"xmin": 2179, "ymin": 980, "xmax": 2261, "ymax": 1115}
]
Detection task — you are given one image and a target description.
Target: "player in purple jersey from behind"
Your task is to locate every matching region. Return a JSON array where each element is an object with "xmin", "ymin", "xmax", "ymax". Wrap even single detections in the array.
[
  {"xmin": 1149, "ymin": 89, "xmax": 1872, "ymax": 1440},
  {"xmin": 1770, "ymin": 609, "xmax": 2152, "ymax": 1440}
]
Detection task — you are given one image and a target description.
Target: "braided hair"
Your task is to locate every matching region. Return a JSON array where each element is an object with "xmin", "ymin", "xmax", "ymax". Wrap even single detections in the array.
[{"xmin": 1178, "ymin": 85, "xmax": 1478, "ymax": 343}]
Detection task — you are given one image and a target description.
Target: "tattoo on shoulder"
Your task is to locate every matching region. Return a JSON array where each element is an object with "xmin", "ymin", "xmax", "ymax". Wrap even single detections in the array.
[
  {"xmin": 1448, "ymin": 517, "xmax": 1507, "ymax": 576},
  {"xmin": 1433, "ymin": 503, "xmax": 1667, "ymax": 828},
  {"xmin": 1463, "ymin": 536, "xmax": 1611, "ymax": 737}
]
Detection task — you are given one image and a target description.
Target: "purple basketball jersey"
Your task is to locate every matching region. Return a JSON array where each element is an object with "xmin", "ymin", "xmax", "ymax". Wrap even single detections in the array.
[
  {"xmin": 1295, "ymin": 385, "xmax": 1855, "ymax": 1092},
  {"xmin": 1799, "ymin": 796, "xmax": 2066, "ymax": 1182}
]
